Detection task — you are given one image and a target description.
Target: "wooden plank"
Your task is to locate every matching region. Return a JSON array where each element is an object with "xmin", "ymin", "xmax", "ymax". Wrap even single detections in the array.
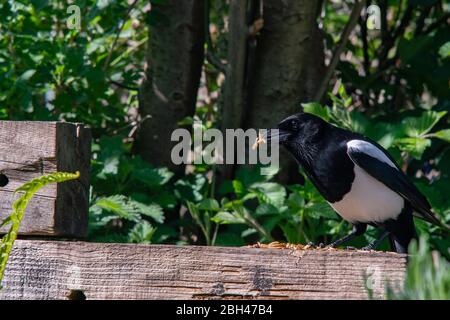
[
  {"xmin": 0, "ymin": 240, "xmax": 407, "ymax": 300},
  {"xmin": 0, "ymin": 121, "xmax": 91, "ymax": 237}
]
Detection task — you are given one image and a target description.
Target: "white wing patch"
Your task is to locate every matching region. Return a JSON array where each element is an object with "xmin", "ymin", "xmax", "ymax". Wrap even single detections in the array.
[
  {"xmin": 330, "ymin": 165, "xmax": 404, "ymax": 223},
  {"xmin": 347, "ymin": 140, "xmax": 397, "ymax": 169}
]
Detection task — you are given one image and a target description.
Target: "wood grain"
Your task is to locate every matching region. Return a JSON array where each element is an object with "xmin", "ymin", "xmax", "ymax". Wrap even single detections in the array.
[
  {"xmin": 1, "ymin": 240, "xmax": 407, "ymax": 300},
  {"xmin": 0, "ymin": 121, "xmax": 91, "ymax": 237}
]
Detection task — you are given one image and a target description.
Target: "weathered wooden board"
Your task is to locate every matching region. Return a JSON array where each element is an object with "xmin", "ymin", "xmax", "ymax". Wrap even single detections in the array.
[
  {"xmin": 0, "ymin": 122, "xmax": 91, "ymax": 237},
  {"xmin": 0, "ymin": 240, "xmax": 407, "ymax": 300}
]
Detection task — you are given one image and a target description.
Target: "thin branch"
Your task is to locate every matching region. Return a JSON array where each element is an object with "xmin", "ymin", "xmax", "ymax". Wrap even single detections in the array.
[
  {"xmin": 393, "ymin": 5, "xmax": 414, "ymax": 39},
  {"xmin": 423, "ymin": 12, "xmax": 450, "ymax": 34},
  {"xmin": 379, "ymin": 0, "xmax": 389, "ymax": 44},
  {"xmin": 359, "ymin": 15, "xmax": 370, "ymax": 76},
  {"xmin": 377, "ymin": 4, "xmax": 413, "ymax": 73},
  {"xmin": 313, "ymin": 0, "xmax": 366, "ymax": 103},
  {"xmin": 414, "ymin": 6, "xmax": 432, "ymax": 36},
  {"xmin": 103, "ymin": 0, "xmax": 139, "ymax": 70},
  {"xmin": 108, "ymin": 79, "xmax": 139, "ymax": 91}
]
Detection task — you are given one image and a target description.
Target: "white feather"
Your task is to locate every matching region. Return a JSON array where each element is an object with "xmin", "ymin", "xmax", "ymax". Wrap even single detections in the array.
[
  {"xmin": 330, "ymin": 164, "xmax": 404, "ymax": 223},
  {"xmin": 347, "ymin": 140, "xmax": 397, "ymax": 169}
]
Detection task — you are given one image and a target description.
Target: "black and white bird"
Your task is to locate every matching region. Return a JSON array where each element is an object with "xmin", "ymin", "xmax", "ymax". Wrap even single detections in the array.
[{"xmin": 268, "ymin": 112, "xmax": 445, "ymax": 253}]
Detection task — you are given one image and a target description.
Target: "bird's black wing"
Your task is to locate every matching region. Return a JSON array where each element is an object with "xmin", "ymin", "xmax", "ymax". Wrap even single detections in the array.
[{"xmin": 346, "ymin": 139, "xmax": 443, "ymax": 226}]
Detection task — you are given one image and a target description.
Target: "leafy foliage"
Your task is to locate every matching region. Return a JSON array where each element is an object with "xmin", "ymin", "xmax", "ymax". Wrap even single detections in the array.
[
  {"xmin": 0, "ymin": 171, "xmax": 80, "ymax": 286},
  {"xmin": 387, "ymin": 236, "xmax": 449, "ymax": 300},
  {"xmin": 89, "ymin": 136, "xmax": 176, "ymax": 244}
]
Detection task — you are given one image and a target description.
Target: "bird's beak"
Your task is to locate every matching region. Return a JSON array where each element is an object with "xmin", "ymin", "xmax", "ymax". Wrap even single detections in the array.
[{"xmin": 265, "ymin": 129, "xmax": 291, "ymax": 143}]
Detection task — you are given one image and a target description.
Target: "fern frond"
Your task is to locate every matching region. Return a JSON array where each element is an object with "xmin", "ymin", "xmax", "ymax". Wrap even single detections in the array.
[{"xmin": 0, "ymin": 171, "xmax": 80, "ymax": 287}]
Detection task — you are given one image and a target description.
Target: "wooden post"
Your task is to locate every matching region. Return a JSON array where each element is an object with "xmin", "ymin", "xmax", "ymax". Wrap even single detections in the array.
[
  {"xmin": 1, "ymin": 241, "xmax": 407, "ymax": 300},
  {"xmin": 0, "ymin": 121, "xmax": 91, "ymax": 237}
]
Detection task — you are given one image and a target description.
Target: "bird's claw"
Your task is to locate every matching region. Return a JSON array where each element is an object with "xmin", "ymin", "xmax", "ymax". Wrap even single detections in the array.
[{"xmin": 306, "ymin": 242, "xmax": 325, "ymax": 249}]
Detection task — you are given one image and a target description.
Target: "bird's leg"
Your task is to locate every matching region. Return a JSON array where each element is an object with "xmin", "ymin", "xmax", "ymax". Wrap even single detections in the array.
[
  {"xmin": 327, "ymin": 223, "xmax": 367, "ymax": 248},
  {"xmin": 362, "ymin": 230, "xmax": 390, "ymax": 251}
]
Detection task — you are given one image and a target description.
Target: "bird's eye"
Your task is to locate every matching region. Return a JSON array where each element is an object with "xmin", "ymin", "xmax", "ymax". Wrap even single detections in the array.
[{"xmin": 291, "ymin": 120, "xmax": 299, "ymax": 131}]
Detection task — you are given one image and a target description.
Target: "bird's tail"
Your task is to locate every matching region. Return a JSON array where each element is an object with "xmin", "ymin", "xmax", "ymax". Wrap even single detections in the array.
[
  {"xmin": 389, "ymin": 234, "xmax": 411, "ymax": 254},
  {"xmin": 389, "ymin": 224, "xmax": 418, "ymax": 254}
]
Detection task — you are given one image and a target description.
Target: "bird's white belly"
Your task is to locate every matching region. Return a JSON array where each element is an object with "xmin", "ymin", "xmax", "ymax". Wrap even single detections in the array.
[{"xmin": 330, "ymin": 165, "xmax": 404, "ymax": 223}]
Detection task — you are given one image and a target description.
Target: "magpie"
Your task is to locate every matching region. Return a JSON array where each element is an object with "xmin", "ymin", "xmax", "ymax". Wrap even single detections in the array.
[{"xmin": 267, "ymin": 112, "xmax": 446, "ymax": 253}]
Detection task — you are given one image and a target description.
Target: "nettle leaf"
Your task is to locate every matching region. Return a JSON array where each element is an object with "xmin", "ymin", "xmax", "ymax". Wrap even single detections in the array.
[
  {"xmin": 101, "ymin": 157, "xmax": 120, "ymax": 176},
  {"xmin": 149, "ymin": 191, "xmax": 177, "ymax": 209},
  {"xmin": 286, "ymin": 192, "xmax": 305, "ymax": 209},
  {"xmin": 402, "ymin": 111, "xmax": 447, "ymax": 137},
  {"xmin": 250, "ymin": 182, "xmax": 286, "ymax": 207},
  {"xmin": 130, "ymin": 201, "xmax": 164, "ymax": 224},
  {"xmin": 128, "ymin": 221, "xmax": 156, "ymax": 244},
  {"xmin": 132, "ymin": 166, "xmax": 174, "ymax": 188},
  {"xmin": 198, "ymin": 198, "xmax": 220, "ymax": 211},
  {"xmin": 211, "ymin": 211, "xmax": 245, "ymax": 224},
  {"xmin": 97, "ymin": 136, "xmax": 126, "ymax": 176},
  {"xmin": 431, "ymin": 129, "xmax": 450, "ymax": 143},
  {"xmin": 175, "ymin": 174, "xmax": 207, "ymax": 202},
  {"xmin": 93, "ymin": 195, "xmax": 140, "ymax": 222},
  {"xmin": 305, "ymin": 202, "xmax": 337, "ymax": 220},
  {"xmin": 395, "ymin": 137, "xmax": 431, "ymax": 159},
  {"xmin": 235, "ymin": 166, "xmax": 275, "ymax": 187},
  {"xmin": 302, "ymin": 102, "xmax": 330, "ymax": 121},
  {"xmin": 365, "ymin": 122, "xmax": 399, "ymax": 149}
]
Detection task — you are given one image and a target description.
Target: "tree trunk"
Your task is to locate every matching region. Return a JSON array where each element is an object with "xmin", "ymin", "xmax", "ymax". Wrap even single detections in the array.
[
  {"xmin": 219, "ymin": 0, "xmax": 249, "ymax": 181},
  {"xmin": 245, "ymin": 0, "xmax": 324, "ymax": 183},
  {"xmin": 135, "ymin": 0, "xmax": 205, "ymax": 174}
]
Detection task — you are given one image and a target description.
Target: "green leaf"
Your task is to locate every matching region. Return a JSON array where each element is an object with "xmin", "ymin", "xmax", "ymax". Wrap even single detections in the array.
[
  {"xmin": 250, "ymin": 182, "xmax": 286, "ymax": 207},
  {"xmin": 302, "ymin": 103, "xmax": 330, "ymax": 121},
  {"xmin": 96, "ymin": 136, "xmax": 125, "ymax": 176},
  {"xmin": 286, "ymin": 192, "xmax": 305, "ymax": 209},
  {"xmin": 128, "ymin": 221, "xmax": 156, "ymax": 244},
  {"xmin": 431, "ymin": 129, "xmax": 450, "ymax": 143},
  {"xmin": 211, "ymin": 211, "xmax": 245, "ymax": 224},
  {"xmin": 306, "ymin": 202, "xmax": 338, "ymax": 219},
  {"xmin": 131, "ymin": 201, "xmax": 164, "ymax": 224},
  {"xmin": 255, "ymin": 203, "xmax": 279, "ymax": 216},
  {"xmin": 232, "ymin": 180, "xmax": 245, "ymax": 196},
  {"xmin": 395, "ymin": 137, "xmax": 431, "ymax": 159},
  {"xmin": 402, "ymin": 111, "xmax": 446, "ymax": 137},
  {"xmin": 93, "ymin": 195, "xmax": 140, "ymax": 222},
  {"xmin": 132, "ymin": 167, "xmax": 174, "ymax": 188},
  {"xmin": 198, "ymin": 198, "xmax": 220, "ymax": 211}
]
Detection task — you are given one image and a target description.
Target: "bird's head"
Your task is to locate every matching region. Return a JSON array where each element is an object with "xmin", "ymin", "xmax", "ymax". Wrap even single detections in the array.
[{"xmin": 266, "ymin": 112, "xmax": 331, "ymax": 164}]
